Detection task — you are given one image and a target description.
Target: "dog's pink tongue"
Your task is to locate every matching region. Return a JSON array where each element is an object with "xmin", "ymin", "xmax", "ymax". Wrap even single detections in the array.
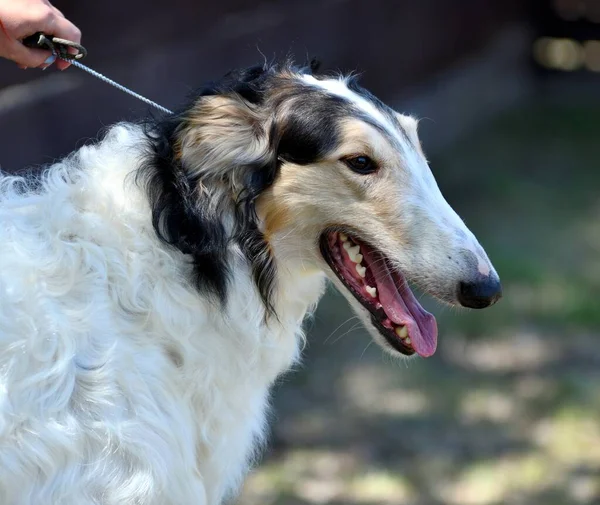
[{"xmin": 362, "ymin": 248, "xmax": 438, "ymax": 357}]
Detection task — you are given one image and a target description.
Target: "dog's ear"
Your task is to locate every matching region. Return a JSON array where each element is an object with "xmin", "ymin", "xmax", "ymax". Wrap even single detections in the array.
[
  {"xmin": 141, "ymin": 88, "xmax": 279, "ymax": 316},
  {"xmin": 179, "ymin": 93, "xmax": 279, "ymax": 315},
  {"xmin": 176, "ymin": 94, "xmax": 270, "ymax": 183}
]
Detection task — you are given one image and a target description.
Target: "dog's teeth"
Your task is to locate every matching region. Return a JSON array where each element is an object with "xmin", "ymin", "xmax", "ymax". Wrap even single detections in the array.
[
  {"xmin": 395, "ymin": 325, "xmax": 408, "ymax": 339},
  {"xmin": 405, "ymin": 337, "xmax": 411, "ymax": 345},
  {"xmin": 347, "ymin": 245, "xmax": 360, "ymax": 259},
  {"xmin": 355, "ymin": 264, "xmax": 366, "ymax": 277},
  {"xmin": 343, "ymin": 241, "xmax": 352, "ymax": 250},
  {"xmin": 339, "ymin": 233, "xmax": 348, "ymax": 242},
  {"xmin": 354, "ymin": 253, "xmax": 363, "ymax": 264},
  {"xmin": 366, "ymin": 285, "xmax": 377, "ymax": 298}
]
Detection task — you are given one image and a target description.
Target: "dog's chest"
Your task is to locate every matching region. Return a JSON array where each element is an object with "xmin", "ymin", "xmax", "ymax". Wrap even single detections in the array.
[{"xmin": 179, "ymin": 270, "xmax": 326, "ymax": 502}]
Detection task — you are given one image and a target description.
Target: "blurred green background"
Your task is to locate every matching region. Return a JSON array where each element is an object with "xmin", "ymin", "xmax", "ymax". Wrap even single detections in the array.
[{"xmin": 1, "ymin": 1, "xmax": 599, "ymax": 504}]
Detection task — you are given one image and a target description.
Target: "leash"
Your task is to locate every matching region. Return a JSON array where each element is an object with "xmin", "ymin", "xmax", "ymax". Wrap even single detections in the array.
[{"xmin": 22, "ymin": 33, "xmax": 173, "ymax": 115}]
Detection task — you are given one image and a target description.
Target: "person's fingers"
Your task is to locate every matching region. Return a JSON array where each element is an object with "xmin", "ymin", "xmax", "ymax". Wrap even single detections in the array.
[
  {"xmin": 39, "ymin": 52, "xmax": 56, "ymax": 70},
  {"xmin": 52, "ymin": 5, "xmax": 66, "ymax": 19},
  {"xmin": 45, "ymin": 10, "xmax": 81, "ymax": 70},
  {"xmin": 45, "ymin": 12, "xmax": 81, "ymax": 45},
  {"xmin": 55, "ymin": 47, "xmax": 76, "ymax": 70},
  {"xmin": 7, "ymin": 39, "xmax": 53, "ymax": 68},
  {"xmin": 0, "ymin": 4, "xmax": 81, "ymax": 69}
]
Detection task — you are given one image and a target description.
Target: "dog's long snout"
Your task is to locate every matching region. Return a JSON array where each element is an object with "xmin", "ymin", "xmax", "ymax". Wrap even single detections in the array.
[{"xmin": 457, "ymin": 276, "xmax": 502, "ymax": 309}]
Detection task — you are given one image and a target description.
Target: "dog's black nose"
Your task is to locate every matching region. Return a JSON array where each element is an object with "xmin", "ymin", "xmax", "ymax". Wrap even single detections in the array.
[{"xmin": 457, "ymin": 276, "xmax": 502, "ymax": 309}]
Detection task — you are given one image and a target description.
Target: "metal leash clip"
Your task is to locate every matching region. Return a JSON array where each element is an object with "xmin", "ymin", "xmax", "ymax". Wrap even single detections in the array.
[{"xmin": 22, "ymin": 32, "xmax": 87, "ymax": 60}]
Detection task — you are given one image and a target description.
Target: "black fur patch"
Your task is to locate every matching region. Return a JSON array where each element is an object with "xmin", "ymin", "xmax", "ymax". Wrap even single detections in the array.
[
  {"xmin": 137, "ymin": 115, "xmax": 231, "ymax": 305},
  {"xmin": 274, "ymin": 93, "xmax": 346, "ymax": 165},
  {"xmin": 232, "ymin": 158, "xmax": 280, "ymax": 317},
  {"xmin": 200, "ymin": 65, "xmax": 270, "ymax": 105}
]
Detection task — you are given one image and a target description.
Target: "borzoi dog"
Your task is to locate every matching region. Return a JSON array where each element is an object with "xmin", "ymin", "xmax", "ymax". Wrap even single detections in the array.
[{"xmin": 0, "ymin": 62, "xmax": 501, "ymax": 505}]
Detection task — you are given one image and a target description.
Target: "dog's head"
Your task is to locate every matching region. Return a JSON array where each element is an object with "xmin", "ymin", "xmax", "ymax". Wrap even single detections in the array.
[{"xmin": 142, "ymin": 61, "xmax": 501, "ymax": 358}]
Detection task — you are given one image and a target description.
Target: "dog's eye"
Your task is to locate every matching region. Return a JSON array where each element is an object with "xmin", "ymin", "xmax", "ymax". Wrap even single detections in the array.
[{"xmin": 342, "ymin": 155, "xmax": 377, "ymax": 174}]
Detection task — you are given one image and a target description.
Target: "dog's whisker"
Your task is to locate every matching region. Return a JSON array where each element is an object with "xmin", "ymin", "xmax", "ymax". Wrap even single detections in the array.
[
  {"xmin": 359, "ymin": 340, "xmax": 374, "ymax": 360},
  {"xmin": 327, "ymin": 320, "xmax": 364, "ymax": 346},
  {"xmin": 324, "ymin": 315, "xmax": 361, "ymax": 344}
]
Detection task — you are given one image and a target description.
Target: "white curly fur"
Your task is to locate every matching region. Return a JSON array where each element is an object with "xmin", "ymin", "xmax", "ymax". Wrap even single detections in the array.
[{"xmin": 0, "ymin": 124, "xmax": 326, "ymax": 505}]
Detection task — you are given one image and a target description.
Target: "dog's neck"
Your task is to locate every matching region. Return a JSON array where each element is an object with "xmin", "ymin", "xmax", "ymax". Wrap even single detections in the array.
[{"xmin": 74, "ymin": 124, "xmax": 328, "ymax": 378}]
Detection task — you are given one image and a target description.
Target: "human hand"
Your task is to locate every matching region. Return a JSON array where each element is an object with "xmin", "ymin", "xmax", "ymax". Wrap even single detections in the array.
[{"xmin": 0, "ymin": 0, "xmax": 81, "ymax": 70}]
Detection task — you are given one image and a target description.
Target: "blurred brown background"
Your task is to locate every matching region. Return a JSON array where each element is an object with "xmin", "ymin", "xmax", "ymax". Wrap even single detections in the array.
[
  {"xmin": 1, "ymin": 1, "xmax": 600, "ymax": 504},
  {"xmin": 0, "ymin": 0, "xmax": 529, "ymax": 170}
]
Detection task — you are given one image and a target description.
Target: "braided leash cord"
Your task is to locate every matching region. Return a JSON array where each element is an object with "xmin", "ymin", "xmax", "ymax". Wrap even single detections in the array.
[
  {"xmin": 64, "ymin": 58, "xmax": 173, "ymax": 115},
  {"xmin": 23, "ymin": 33, "xmax": 173, "ymax": 115}
]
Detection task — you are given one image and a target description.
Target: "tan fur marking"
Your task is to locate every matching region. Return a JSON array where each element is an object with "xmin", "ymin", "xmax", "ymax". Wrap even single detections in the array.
[
  {"xmin": 172, "ymin": 138, "xmax": 183, "ymax": 161},
  {"xmin": 257, "ymin": 190, "xmax": 292, "ymax": 240}
]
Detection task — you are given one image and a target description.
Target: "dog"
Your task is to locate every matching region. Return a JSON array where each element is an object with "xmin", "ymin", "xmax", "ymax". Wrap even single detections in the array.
[{"xmin": 0, "ymin": 61, "xmax": 501, "ymax": 505}]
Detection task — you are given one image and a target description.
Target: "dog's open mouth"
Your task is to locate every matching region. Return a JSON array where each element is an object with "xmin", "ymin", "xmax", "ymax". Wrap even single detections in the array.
[{"xmin": 319, "ymin": 230, "xmax": 438, "ymax": 357}]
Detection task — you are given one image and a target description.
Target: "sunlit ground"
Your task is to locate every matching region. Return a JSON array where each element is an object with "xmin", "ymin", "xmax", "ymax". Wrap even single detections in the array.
[{"xmin": 238, "ymin": 94, "xmax": 600, "ymax": 505}]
